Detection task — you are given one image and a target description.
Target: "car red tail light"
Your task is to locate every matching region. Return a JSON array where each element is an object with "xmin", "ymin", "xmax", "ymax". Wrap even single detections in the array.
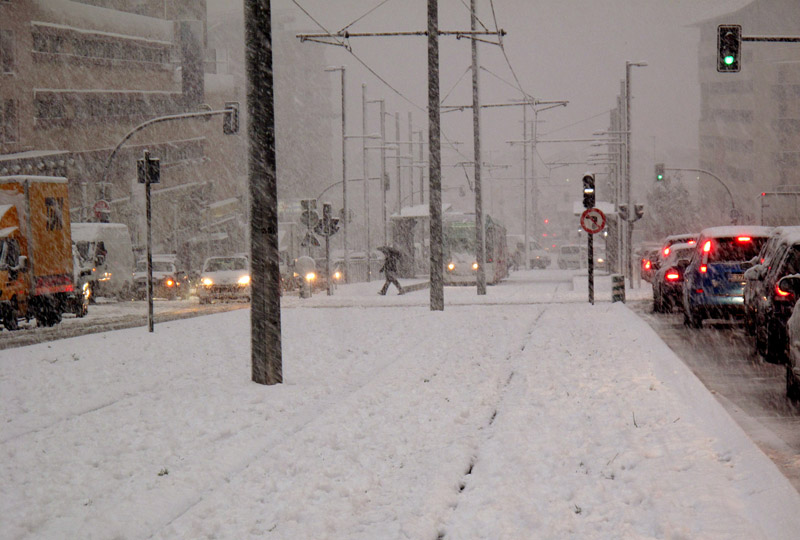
[
  {"xmin": 643, "ymin": 260, "xmax": 651, "ymax": 270},
  {"xmin": 736, "ymin": 236, "xmax": 751, "ymax": 243},
  {"xmin": 700, "ymin": 264, "xmax": 708, "ymax": 273},
  {"xmin": 776, "ymin": 283, "xmax": 793, "ymax": 299},
  {"xmin": 702, "ymin": 240, "xmax": 712, "ymax": 253},
  {"xmin": 663, "ymin": 247, "xmax": 670, "ymax": 257},
  {"xmin": 665, "ymin": 269, "xmax": 680, "ymax": 281}
]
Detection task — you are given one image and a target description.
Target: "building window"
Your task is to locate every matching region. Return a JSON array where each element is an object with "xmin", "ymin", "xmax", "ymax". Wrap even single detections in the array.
[
  {"xmin": 1, "ymin": 99, "xmax": 17, "ymax": 142},
  {"xmin": 0, "ymin": 29, "xmax": 14, "ymax": 73},
  {"xmin": 35, "ymin": 95, "xmax": 65, "ymax": 120},
  {"xmin": 33, "ymin": 32, "xmax": 65, "ymax": 54}
]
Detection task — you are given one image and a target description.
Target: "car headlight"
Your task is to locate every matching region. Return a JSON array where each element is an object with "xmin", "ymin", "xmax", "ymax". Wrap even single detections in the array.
[
  {"xmin": 447, "ymin": 262, "xmax": 455, "ymax": 271},
  {"xmin": 238, "ymin": 275, "xmax": 251, "ymax": 285},
  {"xmin": 472, "ymin": 262, "xmax": 479, "ymax": 270},
  {"xmin": 333, "ymin": 271, "xmax": 342, "ymax": 280},
  {"xmin": 202, "ymin": 277, "xmax": 213, "ymax": 286},
  {"xmin": 305, "ymin": 272, "xmax": 316, "ymax": 282},
  {"xmin": 165, "ymin": 279, "xmax": 175, "ymax": 287}
]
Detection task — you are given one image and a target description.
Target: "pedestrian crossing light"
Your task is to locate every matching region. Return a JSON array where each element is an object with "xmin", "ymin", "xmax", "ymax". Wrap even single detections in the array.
[
  {"xmin": 717, "ymin": 25, "xmax": 741, "ymax": 73},
  {"xmin": 655, "ymin": 163, "xmax": 665, "ymax": 181},
  {"xmin": 582, "ymin": 173, "xmax": 596, "ymax": 209}
]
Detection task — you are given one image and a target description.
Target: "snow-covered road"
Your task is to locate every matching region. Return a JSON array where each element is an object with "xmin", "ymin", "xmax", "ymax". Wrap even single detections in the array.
[{"xmin": 2, "ymin": 271, "xmax": 799, "ymax": 539}]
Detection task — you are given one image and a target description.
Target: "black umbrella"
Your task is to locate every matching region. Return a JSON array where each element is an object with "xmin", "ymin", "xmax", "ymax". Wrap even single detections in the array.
[{"xmin": 377, "ymin": 245, "xmax": 401, "ymax": 258}]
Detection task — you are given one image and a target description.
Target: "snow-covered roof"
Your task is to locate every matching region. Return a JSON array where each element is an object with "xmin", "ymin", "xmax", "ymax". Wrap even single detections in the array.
[
  {"xmin": 572, "ymin": 200, "xmax": 616, "ymax": 216},
  {"xmin": 699, "ymin": 225, "xmax": 773, "ymax": 239},
  {"xmin": 71, "ymin": 222, "xmax": 130, "ymax": 241},
  {"xmin": 0, "ymin": 175, "xmax": 68, "ymax": 184},
  {"xmin": 0, "ymin": 150, "xmax": 69, "ymax": 163},
  {"xmin": 31, "ymin": 21, "xmax": 173, "ymax": 47},
  {"xmin": 32, "ymin": 0, "xmax": 174, "ymax": 44},
  {"xmin": 391, "ymin": 203, "xmax": 452, "ymax": 219}
]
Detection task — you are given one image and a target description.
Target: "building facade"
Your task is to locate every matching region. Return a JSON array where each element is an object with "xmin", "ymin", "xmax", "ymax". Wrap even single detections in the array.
[
  {"xmin": 0, "ymin": 0, "xmax": 247, "ymax": 268},
  {"xmin": 697, "ymin": 0, "xmax": 800, "ymax": 224}
]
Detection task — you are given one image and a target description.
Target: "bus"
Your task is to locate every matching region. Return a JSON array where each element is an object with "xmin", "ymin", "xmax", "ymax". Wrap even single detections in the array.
[{"xmin": 443, "ymin": 213, "xmax": 509, "ymax": 285}]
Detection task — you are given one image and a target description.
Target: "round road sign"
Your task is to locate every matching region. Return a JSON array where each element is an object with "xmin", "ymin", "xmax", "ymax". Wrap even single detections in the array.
[
  {"xmin": 93, "ymin": 200, "xmax": 111, "ymax": 219},
  {"xmin": 580, "ymin": 207, "xmax": 606, "ymax": 234}
]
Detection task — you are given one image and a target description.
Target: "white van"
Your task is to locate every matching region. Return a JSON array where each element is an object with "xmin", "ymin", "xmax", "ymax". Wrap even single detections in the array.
[
  {"xmin": 71, "ymin": 223, "xmax": 135, "ymax": 299},
  {"xmin": 557, "ymin": 244, "xmax": 586, "ymax": 270}
]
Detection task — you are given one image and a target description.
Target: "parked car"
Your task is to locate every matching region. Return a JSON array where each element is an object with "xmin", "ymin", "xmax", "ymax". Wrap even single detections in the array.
[
  {"xmin": 640, "ymin": 246, "xmax": 661, "ymax": 283},
  {"xmin": 652, "ymin": 242, "xmax": 695, "ymax": 313},
  {"xmin": 657, "ymin": 233, "xmax": 698, "ymax": 269},
  {"xmin": 132, "ymin": 255, "xmax": 188, "ymax": 300},
  {"xmin": 198, "ymin": 255, "xmax": 251, "ymax": 304},
  {"xmin": 530, "ymin": 248, "xmax": 551, "ymax": 269},
  {"xmin": 745, "ymin": 228, "xmax": 800, "ymax": 363},
  {"xmin": 779, "ymin": 275, "xmax": 800, "ymax": 401},
  {"xmin": 681, "ymin": 226, "xmax": 772, "ymax": 328},
  {"xmin": 743, "ymin": 227, "xmax": 797, "ymax": 335},
  {"xmin": 557, "ymin": 244, "xmax": 584, "ymax": 270}
]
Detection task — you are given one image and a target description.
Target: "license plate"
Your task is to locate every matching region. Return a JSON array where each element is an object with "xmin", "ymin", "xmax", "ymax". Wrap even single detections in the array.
[{"xmin": 729, "ymin": 273, "xmax": 744, "ymax": 281}]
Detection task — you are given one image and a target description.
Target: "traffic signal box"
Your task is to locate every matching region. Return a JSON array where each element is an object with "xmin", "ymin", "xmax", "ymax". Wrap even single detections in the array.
[
  {"xmin": 717, "ymin": 25, "xmax": 741, "ymax": 73},
  {"xmin": 655, "ymin": 163, "xmax": 665, "ymax": 181},
  {"xmin": 582, "ymin": 173, "xmax": 596, "ymax": 209}
]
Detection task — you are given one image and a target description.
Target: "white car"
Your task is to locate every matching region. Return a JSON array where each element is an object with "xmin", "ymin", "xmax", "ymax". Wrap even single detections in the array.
[{"xmin": 198, "ymin": 255, "xmax": 251, "ymax": 304}]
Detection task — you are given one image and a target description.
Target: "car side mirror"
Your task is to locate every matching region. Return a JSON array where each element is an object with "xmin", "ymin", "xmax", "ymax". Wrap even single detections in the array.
[
  {"xmin": 777, "ymin": 275, "xmax": 800, "ymax": 296},
  {"xmin": 744, "ymin": 264, "xmax": 763, "ymax": 281},
  {"xmin": 741, "ymin": 260, "xmax": 754, "ymax": 270},
  {"xmin": 14, "ymin": 255, "xmax": 28, "ymax": 272}
]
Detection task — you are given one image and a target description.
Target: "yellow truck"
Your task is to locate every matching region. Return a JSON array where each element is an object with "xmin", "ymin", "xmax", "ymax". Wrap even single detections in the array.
[{"xmin": 0, "ymin": 176, "xmax": 75, "ymax": 329}]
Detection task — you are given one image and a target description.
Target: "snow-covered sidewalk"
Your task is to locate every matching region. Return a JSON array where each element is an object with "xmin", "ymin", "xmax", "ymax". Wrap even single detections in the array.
[{"xmin": 2, "ymin": 271, "xmax": 799, "ymax": 539}]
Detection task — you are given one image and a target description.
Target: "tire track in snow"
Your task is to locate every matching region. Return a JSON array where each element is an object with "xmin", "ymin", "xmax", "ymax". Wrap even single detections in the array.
[{"xmin": 437, "ymin": 306, "xmax": 549, "ymax": 540}]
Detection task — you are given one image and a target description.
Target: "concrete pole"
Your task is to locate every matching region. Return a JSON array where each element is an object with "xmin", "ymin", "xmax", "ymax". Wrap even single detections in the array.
[
  {"xmin": 379, "ymin": 99, "xmax": 387, "ymax": 246},
  {"xmin": 471, "ymin": 0, "xmax": 486, "ymax": 295},
  {"xmin": 428, "ymin": 0, "xmax": 443, "ymax": 311},
  {"xmin": 522, "ymin": 104, "xmax": 529, "ymax": 271},
  {"xmin": 362, "ymin": 83, "xmax": 371, "ymax": 281},
  {"xmin": 395, "ymin": 111, "xmax": 402, "ymax": 213},
  {"xmin": 417, "ymin": 130, "xmax": 424, "ymax": 204}
]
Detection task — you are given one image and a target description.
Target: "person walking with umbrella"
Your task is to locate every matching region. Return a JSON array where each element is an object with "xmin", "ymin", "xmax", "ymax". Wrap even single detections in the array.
[{"xmin": 377, "ymin": 246, "xmax": 404, "ymax": 295}]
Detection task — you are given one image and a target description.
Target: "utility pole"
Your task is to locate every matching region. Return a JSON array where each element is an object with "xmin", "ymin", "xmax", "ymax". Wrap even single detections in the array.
[
  {"xmin": 380, "ymin": 100, "xmax": 388, "ymax": 245},
  {"xmin": 522, "ymin": 104, "xmax": 528, "ymax": 271},
  {"xmin": 429, "ymin": 0, "xmax": 443, "ymax": 311},
  {"xmin": 246, "ymin": 0, "xmax": 281, "ymax": 385},
  {"xmin": 362, "ymin": 83, "xmax": 372, "ymax": 281},
  {"xmin": 395, "ymin": 111, "xmax": 402, "ymax": 213},
  {"xmin": 471, "ymin": 0, "xmax": 486, "ymax": 295},
  {"xmin": 625, "ymin": 61, "xmax": 647, "ymax": 287},
  {"xmin": 325, "ymin": 66, "xmax": 349, "ymax": 283},
  {"xmin": 417, "ymin": 130, "xmax": 425, "ymax": 204}
]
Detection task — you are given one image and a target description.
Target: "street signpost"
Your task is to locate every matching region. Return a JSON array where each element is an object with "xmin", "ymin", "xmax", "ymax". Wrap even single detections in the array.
[
  {"xmin": 93, "ymin": 199, "xmax": 111, "ymax": 222},
  {"xmin": 137, "ymin": 150, "xmax": 160, "ymax": 332},
  {"xmin": 580, "ymin": 207, "xmax": 606, "ymax": 305}
]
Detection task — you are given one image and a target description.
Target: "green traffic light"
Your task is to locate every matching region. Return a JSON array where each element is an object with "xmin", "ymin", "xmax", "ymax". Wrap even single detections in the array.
[
  {"xmin": 724, "ymin": 55, "xmax": 735, "ymax": 65},
  {"xmin": 657, "ymin": 174, "xmax": 663, "ymax": 180}
]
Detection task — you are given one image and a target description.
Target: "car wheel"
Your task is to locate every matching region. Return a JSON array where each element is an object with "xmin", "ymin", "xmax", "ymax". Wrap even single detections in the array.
[
  {"xmin": 761, "ymin": 321, "xmax": 786, "ymax": 364},
  {"xmin": 652, "ymin": 290, "xmax": 663, "ymax": 313},
  {"xmin": 683, "ymin": 307, "xmax": 702, "ymax": 329},
  {"xmin": 2, "ymin": 303, "xmax": 19, "ymax": 331},
  {"xmin": 787, "ymin": 364, "xmax": 800, "ymax": 402}
]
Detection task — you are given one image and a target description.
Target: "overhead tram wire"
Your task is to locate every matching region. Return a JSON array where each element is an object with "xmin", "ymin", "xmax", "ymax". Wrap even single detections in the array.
[
  {"xmin": 337, "ymin": 0, "xmax": 397, "ymax": 34},
  {"xmin": 290, "ymin": 0, "xmax": 490, "ymax": 169},
  {"xmin": 455, "ymin": 0, "xmax": 490, "ymax": 31}
]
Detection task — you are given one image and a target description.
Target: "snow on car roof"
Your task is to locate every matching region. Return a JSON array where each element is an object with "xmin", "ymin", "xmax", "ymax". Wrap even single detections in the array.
[{"xmin": 699, "ymin": 225, "xmax": 773, "ymax": 238}]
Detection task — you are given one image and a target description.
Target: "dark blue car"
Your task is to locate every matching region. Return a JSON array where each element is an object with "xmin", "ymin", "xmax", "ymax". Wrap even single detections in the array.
[{"xmin": 682, "ymin": 226, "xmax": 772, "ymax": 328}]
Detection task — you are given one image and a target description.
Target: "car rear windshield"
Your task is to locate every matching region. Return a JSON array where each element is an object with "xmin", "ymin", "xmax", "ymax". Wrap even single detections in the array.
[{"xmin": 706, "ymin": 237, "xmax": 767, "ymax": 263}]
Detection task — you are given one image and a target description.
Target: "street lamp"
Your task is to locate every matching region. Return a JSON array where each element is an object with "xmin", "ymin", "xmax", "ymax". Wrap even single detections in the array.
[{"xmin": 624, "ymin": 61, "xmax": 647, "ymax": 286}]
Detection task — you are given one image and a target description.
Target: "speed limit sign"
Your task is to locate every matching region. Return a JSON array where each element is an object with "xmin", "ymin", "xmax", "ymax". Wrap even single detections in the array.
[{"xmin": 580, "ymin": 207, "xmax": 606, "ymax": 234}]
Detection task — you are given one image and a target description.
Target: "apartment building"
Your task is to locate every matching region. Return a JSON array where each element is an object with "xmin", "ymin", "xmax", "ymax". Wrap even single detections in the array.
[
  {"xmin": 697, "ymin": 0, "xmax": 800, "ymax": 224},
  {"xmin": 0, "ymin": 0, "xmax": 247, "ymax": 264}
]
